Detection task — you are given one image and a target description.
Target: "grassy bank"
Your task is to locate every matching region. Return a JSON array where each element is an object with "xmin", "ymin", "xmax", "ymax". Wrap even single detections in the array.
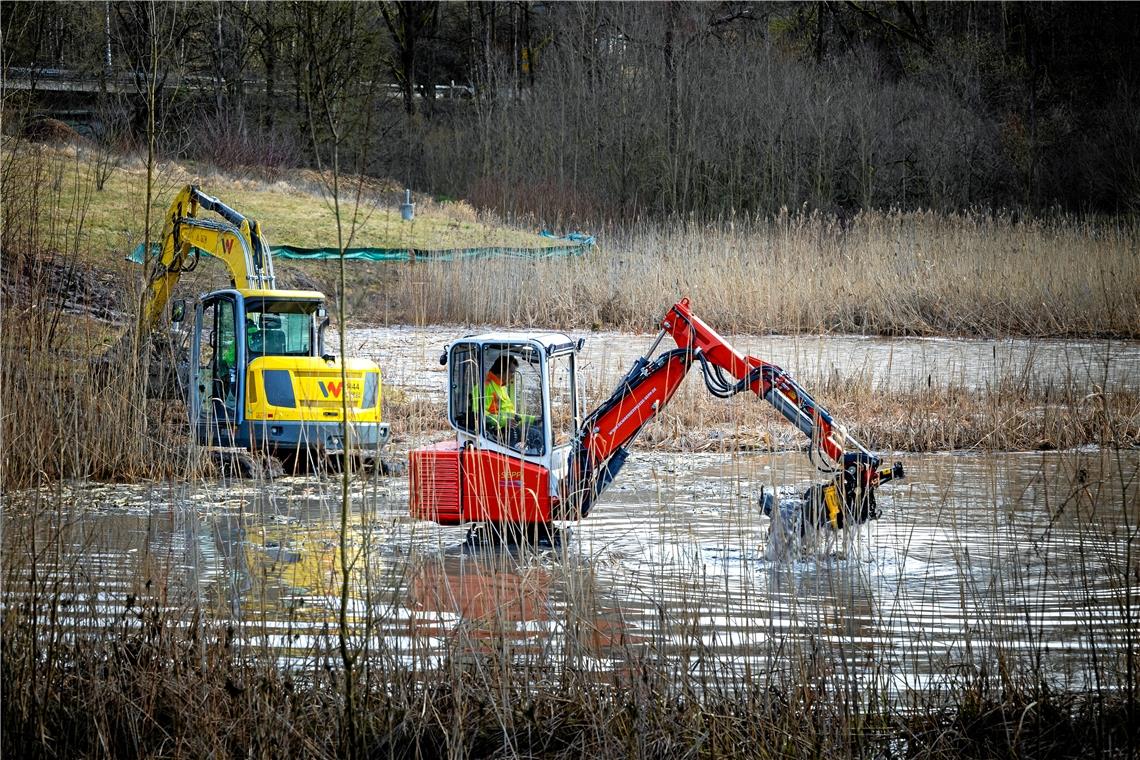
[
  {"xmin": 0, "ymin": 139, "xmax": 561, "ymax": 333},
  {"xmin": 2, "ymin": 139, "xmax": 556, "ymax": 257},
  {"xmin": 5, "ymin": 139, "xmax": 1139, "ymax": 338}
]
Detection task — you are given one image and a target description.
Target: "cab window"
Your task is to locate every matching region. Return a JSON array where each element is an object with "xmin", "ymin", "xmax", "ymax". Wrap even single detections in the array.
[
  {"xmin": 483, "ymin": 346, "xmax": 545, "ymax": 456},
  {"xmin": 246, "ymin": 300, "xmax": 314, "ymax": 357},
  {"xmin": 200, "ymin": 296, "xmax": 237, "ymax": 408},
  {"xmin": 548, "ymin": 354, "xmax": 576, "ymax": 448}
]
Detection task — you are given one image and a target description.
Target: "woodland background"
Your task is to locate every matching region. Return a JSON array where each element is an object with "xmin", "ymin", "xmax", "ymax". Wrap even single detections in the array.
[{"xmin": 4, "ymin": 1, "xmax": 1138, "ymax": 222}]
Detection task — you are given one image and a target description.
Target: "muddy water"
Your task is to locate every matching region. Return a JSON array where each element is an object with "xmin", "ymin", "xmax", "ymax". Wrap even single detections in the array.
[
  {"xmin": 5, "ymin": 329, "xmax": 1138, "ymax": 691},
  {"xmin": 354, "ymin": 325, "xmax": 1140, "ymax": 398},
  {"xmin": 5, "ymin": 448, "xmax": 1136, "ymax": 694}
]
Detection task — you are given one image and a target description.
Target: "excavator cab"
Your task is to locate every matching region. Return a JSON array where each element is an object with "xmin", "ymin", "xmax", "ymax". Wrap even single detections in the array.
[
  {"xmin": 447, "ymin": 333, "xmax": 583, "ymax": 459},
  {"xmin": 188, "ymin": 288, "xmax": 388, "ymax": 461},
  {"xmin": 410, "ymin": 333, "xmax": 584, "ymax": 526}
]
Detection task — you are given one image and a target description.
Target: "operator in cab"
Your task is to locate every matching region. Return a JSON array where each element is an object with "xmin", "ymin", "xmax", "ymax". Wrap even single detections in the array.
[
  {"xmin": 482, "ymin": 355, "xmax": 541, "ymax": 452},
  {"xmin": 246, "ymin": 317, "xmax": 261, "ymax": 354}
]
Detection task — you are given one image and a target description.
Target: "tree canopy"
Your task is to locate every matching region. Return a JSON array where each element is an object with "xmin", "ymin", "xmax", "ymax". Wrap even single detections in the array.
[{"xmin": 3, "ymin": 1, "xmax": 1137, "ymax": 218}]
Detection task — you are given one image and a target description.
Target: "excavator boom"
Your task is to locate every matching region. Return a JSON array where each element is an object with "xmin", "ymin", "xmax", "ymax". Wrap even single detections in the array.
[
  {"xmin": 140, "ymin": 185, "xmax": 276, "ymax": 333},
  {"xmin": 662, "ymin": 298, "xmax": 861, "ymax": 465},
  {"xmin": 567, "ymin": 298, "xmax": 901, "ymax": 520}
]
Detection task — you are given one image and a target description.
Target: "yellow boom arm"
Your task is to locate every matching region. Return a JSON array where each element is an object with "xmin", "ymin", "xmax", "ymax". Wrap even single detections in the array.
[{"xmin": 140, "ymin": 185, "xmax": 277, "ymax": 332}]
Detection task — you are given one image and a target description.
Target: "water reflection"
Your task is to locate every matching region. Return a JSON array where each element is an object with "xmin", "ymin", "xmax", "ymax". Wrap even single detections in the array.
[
  {"xmin": 3, "ymin": 449, "xmax": 1137, "ymax": 695},
  {"xmin": 403, "ymin": 548, "xmax": 635, "ymax": 666},
  {"xmin": 407, "ymin": 552, "xmax": 555, "ymax": 632}
]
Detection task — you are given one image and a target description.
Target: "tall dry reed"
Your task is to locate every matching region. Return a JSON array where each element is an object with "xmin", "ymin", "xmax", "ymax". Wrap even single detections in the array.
[
  {"xmin": 1, "ymin": 140, "xmax": 192, "ymax": 489},
  {"xmin": 392, "ymin": 210, "xmax": 1140, "ymax": 338},
  {"xmin": 631, "ymin": 362, "xmax": 1140, "ymax": 454}
]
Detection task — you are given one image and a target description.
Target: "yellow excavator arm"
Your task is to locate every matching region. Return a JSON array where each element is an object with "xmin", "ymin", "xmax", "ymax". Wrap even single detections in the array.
[{"xmin": 141, "ymin": 185, "xmax": 277, "ymax": 332}]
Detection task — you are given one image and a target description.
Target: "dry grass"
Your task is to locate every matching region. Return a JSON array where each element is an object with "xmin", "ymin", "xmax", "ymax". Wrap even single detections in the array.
[
  {"xmin": 1, "ymin": 342, "xmax": 194, "ymax": 486},
  {"xmin": 629, "ymin": 370, "xmax": 1140, "ymax": 455},
  {"xmin": 391, "ymin": 211, "xmax": 1140, "ymax": 337},
  {"xmin": 4, "ymin": 136, "xmax": 1136, "ymax": 491}
]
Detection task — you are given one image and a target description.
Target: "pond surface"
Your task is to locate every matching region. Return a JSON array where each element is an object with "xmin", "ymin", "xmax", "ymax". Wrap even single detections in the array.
[
  {"xmin": 354, "ymin": 325, "xmax": 1140, "ymax": 398},
  {"xmin": 5, "ymin": 328, "xmax": 1139, "ymax": 696},
  {"xmin": 5, "ymin": 448, "xmax": 1136, "ymax": 697}
]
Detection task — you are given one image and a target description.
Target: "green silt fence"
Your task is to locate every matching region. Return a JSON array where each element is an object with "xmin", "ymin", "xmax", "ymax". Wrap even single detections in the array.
[{"xmin": 129, "ymin": 231, "xmax": 595, "ymax": 265}]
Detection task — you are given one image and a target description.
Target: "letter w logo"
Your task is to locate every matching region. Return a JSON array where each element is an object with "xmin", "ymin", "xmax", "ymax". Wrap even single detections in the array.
[
  {"xmin": 222, "ymin": 237, "xmax": 234, "ymax": 255},
  {"xmin": 319, "ymin": 381, "xmax": 343, "ymax": 398}
]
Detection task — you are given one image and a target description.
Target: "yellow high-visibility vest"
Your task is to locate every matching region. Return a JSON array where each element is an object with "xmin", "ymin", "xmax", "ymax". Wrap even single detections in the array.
[
  {"xmin": 482, "ymin": 372, "xmax": 516, "ymax": 428},
  {"xmin": 479, "ymin": 371, "xmax": 538, "ymax": 429}
]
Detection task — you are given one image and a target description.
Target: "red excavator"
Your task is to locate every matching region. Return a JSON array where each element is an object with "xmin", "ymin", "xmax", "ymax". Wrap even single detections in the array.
[{"xmin": 409, "ymin": 298, "xmax": 903, "ymax": 538}]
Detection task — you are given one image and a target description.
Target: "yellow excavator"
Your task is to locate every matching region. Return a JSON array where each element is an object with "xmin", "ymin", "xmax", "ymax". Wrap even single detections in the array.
[{"xmin": 139, "ymin": 185, "xmax": 389, "ymax": 466}]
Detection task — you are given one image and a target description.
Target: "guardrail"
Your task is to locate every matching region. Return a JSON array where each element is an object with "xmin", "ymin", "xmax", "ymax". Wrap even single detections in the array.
[{"xmin": 2, "ymin": 67, "xmax": 474, "ymax": 100}]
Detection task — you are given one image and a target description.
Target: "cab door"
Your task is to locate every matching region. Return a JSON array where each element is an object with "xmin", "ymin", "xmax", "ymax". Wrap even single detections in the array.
[
  {"xmin": 449, "ymin": 340, "xmax": 554, "ymax": 523},
  {"xmin": 191, "ymin": 292, "xmax": 244, "ymax": 446}
]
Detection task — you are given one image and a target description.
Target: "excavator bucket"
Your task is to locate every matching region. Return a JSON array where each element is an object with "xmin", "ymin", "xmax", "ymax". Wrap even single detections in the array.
[{"xmin": 761, "ymin": 460, "xmax": 905, "ymax": 534}]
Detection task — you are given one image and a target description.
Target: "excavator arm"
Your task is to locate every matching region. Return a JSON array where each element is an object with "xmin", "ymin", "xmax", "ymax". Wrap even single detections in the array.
[
  {"xmin": 139, "ymin": 185, "xmax": 277, "ymax": 333},
  {"xmin": 566, "ymin": 298, "xmax": 903, "ymax": 523}
]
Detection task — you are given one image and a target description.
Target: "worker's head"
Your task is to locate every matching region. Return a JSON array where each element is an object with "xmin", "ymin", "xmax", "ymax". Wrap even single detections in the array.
[{"xmin": 489, "ymin": 354, "xmax": 518, "ymax": 380}]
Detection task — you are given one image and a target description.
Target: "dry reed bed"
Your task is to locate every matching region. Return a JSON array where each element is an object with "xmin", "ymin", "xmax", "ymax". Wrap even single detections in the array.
[
  {"xmin": 637, "ymin": 371, "xmax": 1140, "ymax": 454},
  {"xmin": 396, "ymin": 212, "xmax": 1140, "ymax": 337},
  {"xmin": 1, "ymin": 143, "xmax": 192, "ymax": 487},
  {"xmin": 1, "ymin": 357, "xmax": 191, "ymax": 485},
  {"xmin": 5, "ymin": 628, "xmax": 1127, "ymax": 760}
]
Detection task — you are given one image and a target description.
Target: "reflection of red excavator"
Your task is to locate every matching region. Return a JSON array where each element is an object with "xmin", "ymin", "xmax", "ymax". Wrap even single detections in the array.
[
  {"xmin": 410, "ymin": 298, "xmax": 904, "ymax": 535},
  {"xmin": 405, "ymin": 553, "xmax": 636, "ymax": 653},
  {"xmin": 407, "ymin": 555, "xmax": 553, "ymax": 635}
]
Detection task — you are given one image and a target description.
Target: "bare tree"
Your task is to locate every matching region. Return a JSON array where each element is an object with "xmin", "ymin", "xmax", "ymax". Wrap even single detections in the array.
[
  {"xmin": 297, "ymin": 4, "xmax": 387, "ymax": 757},
  {"xmin": 380, "ymin": 1, "xmax": 439, "ymax": 117}
]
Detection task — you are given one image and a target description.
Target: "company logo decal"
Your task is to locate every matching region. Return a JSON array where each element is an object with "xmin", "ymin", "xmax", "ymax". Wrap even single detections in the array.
[
  {"xmin": 609, "ymin": 390, "xmax": 656, "ymax": 436},
  {"xmin": 319, "ymin": 380, "xmax": 343, "ymax": 398}
]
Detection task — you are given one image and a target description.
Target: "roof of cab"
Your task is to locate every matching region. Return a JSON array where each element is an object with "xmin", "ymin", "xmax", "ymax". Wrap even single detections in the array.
[
  {"xmin": 238, "ymin": 288, "xmax": 325, "ymax": 301},
  {"xmin": 453, "ymin": 331, "xmax": 579, "ymax": 352}
]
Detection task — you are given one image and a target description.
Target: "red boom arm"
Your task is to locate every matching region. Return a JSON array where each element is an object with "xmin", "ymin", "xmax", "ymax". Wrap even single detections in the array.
[
  {"xmin": 565, "ymin": 299, "xmax": 901, "ymax": 521},
  {"xmin": 663, "ymin": 298, "xmax": 859, "ymax": 465}
]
